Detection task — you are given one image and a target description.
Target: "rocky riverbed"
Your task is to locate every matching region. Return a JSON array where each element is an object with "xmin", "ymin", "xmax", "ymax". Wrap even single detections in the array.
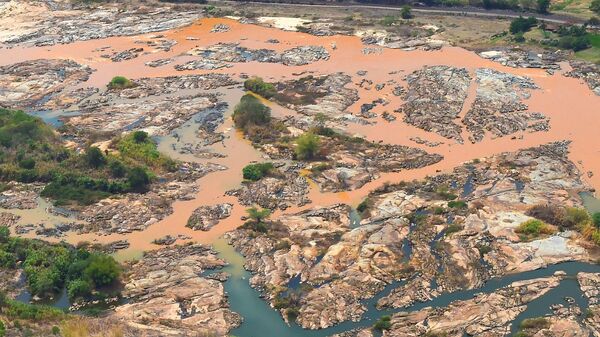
[{"xmin": 226, "ymin": 141, "xmax": 594, "ymax": 330}]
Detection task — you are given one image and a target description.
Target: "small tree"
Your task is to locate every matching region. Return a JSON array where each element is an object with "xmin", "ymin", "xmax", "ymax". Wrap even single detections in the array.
[
  {"xmin": 537, "ymin": 0, "xmax": 551, "ymax": 13},
  {"xmin": 593, "ymin": 212, "xmax": 600, "ymax": 228},
  {"xmin": 295, "ymin": 132, "xmax": 320, "ymax": 160},
  {"xmin": 127, "ymin": 167, "xmax": 150, "ymax": 192},
  {"xmin": 246, "ymin": 207, "xmax": 271, "ymax": 224},
  {"xmin": 591, "ymin": 0, "xmax": 600, "ymax": 15},
  {"xmin": 0, "ymin": 226, "xmax": 9, "ymax": 243},
  {"xmin": 107, "ymin": 76, "xmax": 134, "ymax": 90},
  {"xmin": 232, "ymin": 94, "xmax": 272, "ymax": 131},
  {"xmin": 85, "ymin": 146, "xmax": 106, "ymax": 168},
  {"xmin": 83, "ymin": 254, "xmax": 121, "ymax": 287},
  {"xmin": 400, "ymin": 6, "xmax": 413, "ymax": 19},
  {"xmin": 132, "ymin": 130, "xmax": 149, "ymax": 143}
]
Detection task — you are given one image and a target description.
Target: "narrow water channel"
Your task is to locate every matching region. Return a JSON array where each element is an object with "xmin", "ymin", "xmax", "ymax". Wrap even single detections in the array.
[{"xmin": 212, "ymin": 234, "xmax": 600, "ymax": 337}]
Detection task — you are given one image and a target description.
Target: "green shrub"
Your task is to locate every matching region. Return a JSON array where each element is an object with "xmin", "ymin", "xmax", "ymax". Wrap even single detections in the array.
[
  {"xmin": 67, "ymin": 279, "xmax": 92, "ymax": 299},
  {"xmin": 83, "ymin": 254, "xmax": 121, "ymax": 287},
  {"xmin": 447, "ymin": 200, "xmax": 467, "ymax": 209},
  {"xmin": 0, "ymin": 321, "xmax": 5, "ymax": 337},
  {"xmin": 591, "ymin": 0, "xmax": 600, "ymax": 14},
  {"xmin": 52, "ymin": 326, "xmax": 60, "ymax": 335},
  {"xmin": 400, "ymin": 5, "xmax": 413, "ymax": 19},
  {"xmin": 593, "ymin": 212, "xmax": 600, "ymax": 228},
  {"xmin": 18, "ymin": 158, "xmax": 36, "ymax": 169},
  {"xmin": 233, "ymin": 94, "xmax": 271, "ymax": 131},
  {"xmin": 127, "ymin": 167, "xmax": 150, "ymax": 192},
  {"xmin": 295, "ymin": 132, "xmax": 320, "ymax": 160},
  {"xmin": 107, "ymin": 76, "xmax": 134, "ymax": 90},
  {"xmin": 132, "ymin": 130, "xmax": 148, "ymax": 143},
  {"xmin": 509, "ymin": 16, "xmax": 538, "ymax": 34},
  {"xmin": 117, "ymin": 132, "xmax": 176, "ymax": 171},
  {"xmin": 108, "ymin": 159, "xmax": 127, "ymax": 178},
  {"xmin": 244, "ymin": 77, "xmax": 276, "ymax": 98},
  {"xmin": 242, "ymin": 162, "xmax": 274, "ymax": 181},
  {"xmin": 84, "ymin": 147, "xmax": 106, "ymax": 168},
  {"xmin": 373, "ymin": 315, "xmax": 392, "ymax": 331},
  {"xmin": 357, "ymin": 198, "xmax": 369, "ymax": 214},
  {"xmin": 516, "ymin": 219, "xmax": 554, "ymax": 239},
  {"xmin": 520, "ymin": 317, "xmax": 550, "ymax": 329}
]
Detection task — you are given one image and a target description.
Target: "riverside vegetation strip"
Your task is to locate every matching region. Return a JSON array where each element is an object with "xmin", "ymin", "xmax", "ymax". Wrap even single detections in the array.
[{"xmin": 0, "ymin": 1, "xmax": 600, "ymax": 337}]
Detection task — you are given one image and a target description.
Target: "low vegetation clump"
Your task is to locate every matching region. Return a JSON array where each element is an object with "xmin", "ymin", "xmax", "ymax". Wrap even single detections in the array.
[
  {"xmin": 509, "ymin": 16, "xmax": 538, "ymax": 34},
  {"xmin": 295, "ymin": 132, "xmax": 321, "ymax": 161},
  {"xmin": 447, "ymin": 200, "xmax": 467, "ymax": 209},
  {"xmin": 242, "ymin": 162, "xmax": 274, "ymax": 181},
  {"xmin": 115, "ymin": 131, "xmax": 176, "ymax": 172},
  {"xmin": 107, "ymin": 76, "xmax": 135, "ymax": 90},
  {"xmin": 0, "ymin": 226, "xmax": 121, "ymax": 301},
  {"xmin": 0, "ymin": 293, "xmax": 65, "ymax": 321},
  {"xmin": 514, "ymin": 317, "xmax": 550, "ymax": 336},
  {"xmin": 233, "ymin": 94, "xmax": 272, "ymax": 132},
  {"xmin": 0, "ymin": 109, "xmax": 171, "ymax": 205},
  {"xmin": 244, "ymin": 77, "xmax": 277, "ymax": 98},
  {"xmin": 373, "ymin": 315, "xmax": 392, "ymax": 331},
  {"xmin": 515, "ymin": 219, "xmax": 554, "ymax": 240},
  {"xmin": 243, "ymin": 207, "xmax": 272, "ymax": 233}
]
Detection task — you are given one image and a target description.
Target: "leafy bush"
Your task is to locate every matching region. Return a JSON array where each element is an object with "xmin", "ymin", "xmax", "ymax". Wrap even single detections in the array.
[
  {"xmin": 84, "ymin": 147, "xmax": 106, "ymax": 168},
  {"xmin": 447, "ymin": 200, "xmax": 467, "ymax": 209},
  {"xmin": 107, "ymin": 76, "xmax": 134, "ymax": 90},
  {"xmin": 18, "ymin": 158, "xmax": 36, "ymax": 169},
  {"xmin": 127, "ymin": 167, "xmax": 150, "ymax": 192},
  {"xmin": 400, "ymin": 6, "xmax": 413, "ymax": 19},
  {"xmin": 520, "ymin": 317, "xmax": 550, "ymax": 329},
  {"xmin": 373, "ymin": 315, "xmax": 392, "ymax": 331},
  {"xmin": 0, "ymin": 230, "xmax": 121, "ymax": 301},
  {"xmin": 117, "ymin": 132, "xmax": 176, "ymax": 171},
  {"xmin": 233, "ymin": 94, "xmax": 271, "ymax": 131},
  {"xmin": 244, "ymin": 77, "xmax": 276, "ymax": 98},
  {"xmin": 132, "ymin": 130, "xmax": 148, "ymax": 143},
  {"xmin": 515, "ymin": 219, "xmax": 554, "ymax": 239},
  {"xmin": 295, "ymin": 132, "xmax": 320, "ymax": 160},
  {"xmin": 509, "ymin": 16, "xmax": 538, "ymax": 34},
  {"xmin": 242, "ymin": 162, "xmax": 274, "ymax": 181},
  {"xmin": 593, "ymin": 212, "xmax": 600, "ymax": 228},
  {"xmin": 592, "ymin": 0, "xmax": 600, "ymax": 14}
]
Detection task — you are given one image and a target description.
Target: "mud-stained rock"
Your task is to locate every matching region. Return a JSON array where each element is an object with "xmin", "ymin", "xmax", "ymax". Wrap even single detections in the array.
[
  {"xmin": 187, "ymin": 43, "xmax": 329, "ymax": 66},
  {"xmin": 78, "ymin": 163, "xmax": 224, "ymax": 234},
  {"xmin": 0, "ymin": 212, "xmax": 20, "ymax": 227},
  {"xmin": 174, "ymin": 59, "xmax": 232, "ymax": 71},
  {"xmin": 0, "ymin": 1, "xmax": 203, "ymax": 47},
  {"xmin": 578, "ymin": 272, "xmax": 600, "ymax": 334},
  {"xmin": 101, "ymin": 47, "xmax": 144, "ymax": 62},
  {"xmin": 63, "ymin": 74, "xmax": 237, "ymax": 137},
  {"xmin": 463, "ymin": 68, "xmax": 548, "ymax": 143},
  {"xmin": 0, "ymin": 183, "xmax": 42, "ymax": 209},
  {"xmin": 186, "ymin": 203, "xmax": 233, "ymax": 231},
  {"xmin": 479, "ymin": 48, "xmax": 564, "ymax": 70},
  {"xmin": 380, "ymin": 276, "xmax": 562, "ymax": 336},
  {"xmin": 273, "ymin": 73, "xmax": 359, "ymax": 119},
  {"xmin": 0, "ymin": 59, "xmax": 92, "ymax": 109},
  {"xmin": 399, "ymin": 66, "xmax": 471, "ymax": 143},
  {"xmin": 111, "ymin": 244, "xmax": 240, "ymax": 337},
  {"xmin": 280, "ymin": 46, "xmax": 330, "ymax": 66},
  {"xmin": 567, "ymin": 60, "xmax": 600, "ymax": 96},
  {"xmin": 227, "ymin": 174, "xmax": 310, "ymax": 210}
]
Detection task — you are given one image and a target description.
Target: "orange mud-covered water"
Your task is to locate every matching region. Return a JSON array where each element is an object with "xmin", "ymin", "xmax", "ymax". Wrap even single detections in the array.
[{"xmin": 3, "ymin": 17, "xmax": 599, "ymax": 258}]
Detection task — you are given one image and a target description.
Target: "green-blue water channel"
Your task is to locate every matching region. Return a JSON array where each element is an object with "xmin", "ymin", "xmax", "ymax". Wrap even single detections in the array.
[{"xmin": 213, "ymin": 237, "xmax": 600, "ymax": 337}]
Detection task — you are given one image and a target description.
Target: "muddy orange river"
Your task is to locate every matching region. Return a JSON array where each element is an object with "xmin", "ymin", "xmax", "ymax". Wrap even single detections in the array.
[{"xmin": 3, "ymin": 17, "xmax": 599, "ymax": 259}]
